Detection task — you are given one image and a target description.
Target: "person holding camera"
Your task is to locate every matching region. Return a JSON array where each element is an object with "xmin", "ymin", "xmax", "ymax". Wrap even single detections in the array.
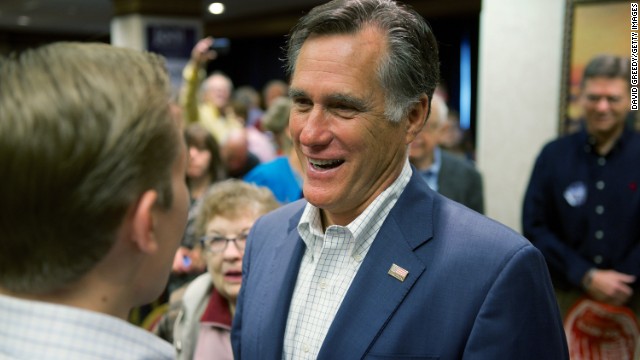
[{"xmin": 180, "ymin": 37, "xmax": 242, "ymax": 144}]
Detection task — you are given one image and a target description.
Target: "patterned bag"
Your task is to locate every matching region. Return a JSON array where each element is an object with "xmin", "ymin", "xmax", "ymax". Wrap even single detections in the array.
[{"xmin": 564, "ymin": 297, "xmax": 640, "ymax": 360}]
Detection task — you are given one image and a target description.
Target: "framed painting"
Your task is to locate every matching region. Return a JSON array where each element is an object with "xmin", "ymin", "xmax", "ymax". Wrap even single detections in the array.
[{"xmin": 559, "ymin": 0, "xmax": 636, "ymax": 134}]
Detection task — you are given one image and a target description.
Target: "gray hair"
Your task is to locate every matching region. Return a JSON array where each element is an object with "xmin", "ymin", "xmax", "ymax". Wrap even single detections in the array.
[
  {"xmin": 429, "ymin": 93, "xmax": 449, "ymax": 127},
  {"xmin": 195, "ymin": 179, "xmax": 280, "ymax": 239},
  {"xmin": 286, "ymin": 0, "xmax": 440, "ymax": 123}
]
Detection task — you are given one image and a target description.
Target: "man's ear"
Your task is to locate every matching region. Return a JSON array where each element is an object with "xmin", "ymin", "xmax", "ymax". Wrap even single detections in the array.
[
  {"xmin": 405, "ymin": 94, "xmax": 430, "ymax": 144},
  {"xmin": 131, "ymin": 190, "xmax": 160, "ymax": 255}
]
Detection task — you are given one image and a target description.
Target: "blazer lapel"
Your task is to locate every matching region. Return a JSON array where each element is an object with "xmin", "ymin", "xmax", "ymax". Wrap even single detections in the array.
[
  {"xmin": 318, "ymin": 170, "xmax": 435, "ymax": 359},
  {"xmin": 259, "ymin": 205, "xmax": 306, "ymax": 358}
]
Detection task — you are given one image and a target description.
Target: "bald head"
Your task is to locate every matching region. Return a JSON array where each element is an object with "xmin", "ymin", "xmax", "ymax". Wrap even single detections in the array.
[
  {"xmin": 409, "ymin": 93, "xmax": 449, "ymax": 170},
  {"xmin": 221, "ymin": 128, "xmax": 249, "ymax": 175},
  {"xmin": 427, "ymin": 93, "xmax": 449, "ymax": 128}
]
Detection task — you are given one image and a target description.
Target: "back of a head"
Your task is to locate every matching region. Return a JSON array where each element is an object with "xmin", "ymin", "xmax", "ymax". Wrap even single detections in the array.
[
  {"xmin": 0, "ymin": 42, "xmax": 177, "ymax": 294},
  {"xmin": 223, "ymin": 128, "xmax": 249, "ymax": 152},
  {"xmin": 221, "ymin": 128, "xmax": 250, "ymax": 173},
  {"xmin": 262, "ymin": 96, "xmax": 293, "ymax": 152},
  {"xmin": 231, "ymin": 99, "xmax": 249, "ymax": 123},
  {"xmin": 262, "ymin": 80, "xmax": 289, "ymax": 109},
  {"xmin": 286, "ymin": 0, "xmax": 439, "ymax": 123},
  {"xmin": 581, "ymin": 54, "xmax": 630, "ymax": 88},
  {"xmin": 262, "ymin": 96, "xmax": 292, "ymax": 134},
  {"xmin": 234, "ymin": 86, "xmax": 261, "ymax": 109}
]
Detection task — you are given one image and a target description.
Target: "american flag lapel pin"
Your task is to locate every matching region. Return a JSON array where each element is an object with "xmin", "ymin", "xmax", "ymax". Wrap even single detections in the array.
[{"xmin": 388, "ymin": 263, "xmax": 409, "ymax": 282}]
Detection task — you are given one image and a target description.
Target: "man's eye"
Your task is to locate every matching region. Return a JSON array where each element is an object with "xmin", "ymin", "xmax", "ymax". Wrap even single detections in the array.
[
  {"xmin": 586, "ymin": 95, "xmax": 622, "ymax": 104},
  {"xmin": 333, "ymin": 105, "xmax": 358, "ymax": 118},
  {"xmin": 293, "ymin": 98, "xmax": 312, "ymax": 109},
  {"xmin": 335, "ymin": 103, "xmax": 353, "ymax": 110}
]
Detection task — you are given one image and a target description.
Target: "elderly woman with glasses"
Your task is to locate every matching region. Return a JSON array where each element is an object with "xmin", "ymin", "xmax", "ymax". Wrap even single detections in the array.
[{"xmin": 155, "ymin": 179, "xmax": 279, "ymax": 360}]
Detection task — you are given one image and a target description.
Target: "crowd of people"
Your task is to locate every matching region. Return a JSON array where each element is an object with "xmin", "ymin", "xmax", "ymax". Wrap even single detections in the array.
[{"xmin": 1, "ymin": 0, "xmax": 638, "ymax": 359}]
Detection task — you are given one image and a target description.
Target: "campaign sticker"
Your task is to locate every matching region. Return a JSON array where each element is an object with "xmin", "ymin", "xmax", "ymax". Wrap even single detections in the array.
[{"xmin": 564, "ymin": 182, "xmax": 587, "ymax": 207}]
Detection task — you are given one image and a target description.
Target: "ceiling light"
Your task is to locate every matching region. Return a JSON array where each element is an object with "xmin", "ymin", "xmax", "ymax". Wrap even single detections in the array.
[{"xmin": 208, "ymin": 2, "xmax": 225, "ymax": 15}]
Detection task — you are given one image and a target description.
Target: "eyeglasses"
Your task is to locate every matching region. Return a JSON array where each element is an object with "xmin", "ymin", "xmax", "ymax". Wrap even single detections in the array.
[{"xmin": 200, "ymin": 232, "xmax": 249, "ymax": 253}]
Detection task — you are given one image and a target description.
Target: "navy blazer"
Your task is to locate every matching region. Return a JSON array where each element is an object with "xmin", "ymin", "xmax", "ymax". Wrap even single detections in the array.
[{"xmin": 232, "ymin": 169, "xmax": 568, "ymax": 359}]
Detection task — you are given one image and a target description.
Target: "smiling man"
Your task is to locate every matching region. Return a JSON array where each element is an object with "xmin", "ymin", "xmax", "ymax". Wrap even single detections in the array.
[
  {"xmin": 523, "ymin": 55, "xmax": 640, "ymax": 353},
  {"xmin": 232, "ymin": 0, "xmax": 568, "ymax": 359}
]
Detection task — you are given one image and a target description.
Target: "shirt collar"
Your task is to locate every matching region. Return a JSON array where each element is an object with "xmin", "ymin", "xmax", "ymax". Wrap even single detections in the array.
[
  {"xmin": 297, "ymin": 159, "xmax": 412, "ymax": 260},
  {"xmin": 0, "ymin": 294, "xmax": 175, "ymax": 359},
  {"xmin": 200, "ymin": 287, "xmax": 232, "ymax": 328},
  {"xmin": 581, "ymin": 125, "xmax": 632, "ymax": 154},
  {"xmin": 417, "ymin": 146, "xmax": 441, "ymax": 191},
  {"xmin": 429, "ymin": 146, "xmax": 442, "ymax": 174}
]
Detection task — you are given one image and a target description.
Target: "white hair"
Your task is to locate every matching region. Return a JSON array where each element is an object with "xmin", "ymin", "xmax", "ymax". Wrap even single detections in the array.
[{"xmin": 428, "ymin": 93, "xmax": 449, "ymax": 127}]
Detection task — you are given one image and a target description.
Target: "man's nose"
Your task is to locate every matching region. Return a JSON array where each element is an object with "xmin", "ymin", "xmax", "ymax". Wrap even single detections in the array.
[
  {"xmin": 298, "ymin": 107, "xmax": 332, "ymax": 146},
  {"xmin": 595, "ymin": 97, "xmax": 611, "ymax": 112}
]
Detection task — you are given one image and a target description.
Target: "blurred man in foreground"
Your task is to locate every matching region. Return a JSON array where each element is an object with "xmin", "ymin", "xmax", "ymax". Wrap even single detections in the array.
[{"xmin": 0, "ymin": 42, "xmax": 189, "ymax": 359}]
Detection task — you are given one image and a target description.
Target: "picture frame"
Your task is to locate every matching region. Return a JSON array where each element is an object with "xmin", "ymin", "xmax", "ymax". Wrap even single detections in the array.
[{"xmin": 559, "ymin": 0, "xmax": 635, "ymax": 135}]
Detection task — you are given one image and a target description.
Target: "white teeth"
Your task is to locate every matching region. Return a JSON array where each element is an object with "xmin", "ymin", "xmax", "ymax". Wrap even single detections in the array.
[{"xmin": 310, "ymin": 159, "xmax": 340, "ymax": 166}]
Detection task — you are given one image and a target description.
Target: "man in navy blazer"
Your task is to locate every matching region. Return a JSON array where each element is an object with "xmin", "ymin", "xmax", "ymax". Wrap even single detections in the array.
[{"xmin": 232, "ymin": 0, "xmax": 568, "ymax": 358}]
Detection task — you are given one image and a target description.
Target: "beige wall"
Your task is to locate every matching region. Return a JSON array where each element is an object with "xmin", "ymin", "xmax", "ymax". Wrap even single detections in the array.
[{"xmin": 476, "ymin": 0, "xmax": 566, "ymax": 232}]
